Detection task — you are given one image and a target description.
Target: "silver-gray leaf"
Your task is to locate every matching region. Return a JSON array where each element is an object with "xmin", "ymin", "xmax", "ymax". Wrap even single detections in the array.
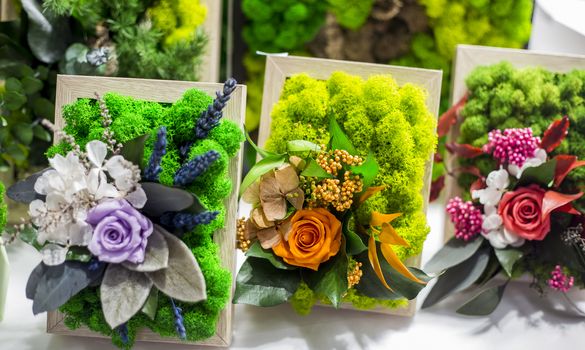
[
  {"xmin": 101, "ymin": 264, "xmax": 153, "ymax": 329},
  {"xmin": 122, "ymin": 228, "xmax": 169, "ymax": 272},
  {"xmin": 146, "ymin": 226, "xmax": 207, "ymax": 303}
]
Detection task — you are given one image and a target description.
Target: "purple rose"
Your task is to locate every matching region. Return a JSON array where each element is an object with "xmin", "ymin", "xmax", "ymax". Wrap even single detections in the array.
[{"xmin": 87, "ymin": 199, "xmax": 153, "ymax": 264}]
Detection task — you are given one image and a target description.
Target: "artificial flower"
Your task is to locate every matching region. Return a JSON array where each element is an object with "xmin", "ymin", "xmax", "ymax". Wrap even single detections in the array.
[
  {"xmin": 272, "ymin": 208, "xmax": 341, "ymax": 270},
  {"xmin": 87, "ymin": 199, "xmax": 154, "ymax": 264},
  {"xmin": 498, "ymin": 185, "xmax": 550, "ymax": 241},
  {"xmin": 481, "ymin": 204, "xmax": 524, "ymax": 248},
  {"xmin": 508, "ymin": 148, "xmax": 547, "ymax": 178},
  {"xmin": 471, "ymin": 168, "xmax": 509, "ymax": 207}
]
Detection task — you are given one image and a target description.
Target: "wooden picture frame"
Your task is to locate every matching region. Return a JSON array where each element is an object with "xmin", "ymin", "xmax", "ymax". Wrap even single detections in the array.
[
  {"xmin": 257, "ymin": 55, "xmax": 442, "ymax": 317},
  {"xmin": 0, "ymin": 0, "xmax": 17, "ymax": 22},
  {"xmin": 48, "ymin": 75, "xmax": 246, "ymax": 347},
  {"xmin": 200, "ymin": 0, "xmax": 222, "ymax": 82},
  {"xmin": 443, "ymin": 44, "xmax": 585, "ymax": 241}
]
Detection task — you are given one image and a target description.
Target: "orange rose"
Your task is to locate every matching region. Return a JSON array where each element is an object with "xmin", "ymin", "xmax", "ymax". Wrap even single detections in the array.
[{"xmin": 272, "ymin": 208, "xmax": 342, "ymax": 271}]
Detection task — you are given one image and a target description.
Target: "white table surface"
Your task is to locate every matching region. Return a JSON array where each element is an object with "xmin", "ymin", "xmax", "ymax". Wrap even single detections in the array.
[{"xmin": 1, "ymin": 202, "xmax": 584, "ymax": 350}]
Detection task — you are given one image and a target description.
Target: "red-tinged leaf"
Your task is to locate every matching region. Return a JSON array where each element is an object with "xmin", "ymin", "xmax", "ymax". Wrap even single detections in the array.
[
  {"xmin": 434, "ymin": 152, "xmax": 443, "ymax": 163},
  {"xmin": 553, "ymin": 155, "xmax": 585, "ymax": 187},
  {"xmin": 542, "ymin": 190, "xmax": 583, "ymax": 218},
  {"xmin": 541, "ymin": 116, "xmax": 570, "ymax": 153},
  {"xmin": 437, "ymin": 93, "xmax": 468, "ymax": 137},
  {"xmin": 555, "ymin": 203, "xmax": 581, "ymax": 215},
  {"xmin": 430, "ymin": 176, "xmax": 445, "ymax": 202},
  {"xmin": 458, "ymin": 166, "xmax": 483, "ymax": 178},
  {"xmin": 446, "ymin": 142, "xmax": 484, "ymax": 158},
  {"xmin": 470, "ymin": 177, "xmax": 486, "ymax": 193}
]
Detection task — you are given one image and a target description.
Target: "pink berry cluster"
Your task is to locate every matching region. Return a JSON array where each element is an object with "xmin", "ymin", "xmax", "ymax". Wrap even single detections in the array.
[
  {"xmin": 446, "ymin": 197, "xmax": 483, "ymax": 241},
  {"xmin": 547, "ymin": 265, "xmax": 574, "ymax": 292},
  {"xmin": 483, "ymin": 128, "xmax": 541, "ymax": 166}
]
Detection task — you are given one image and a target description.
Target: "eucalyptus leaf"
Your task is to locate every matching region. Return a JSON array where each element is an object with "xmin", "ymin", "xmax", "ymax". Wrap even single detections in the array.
[
  {"xmin": 33, "ymin": 124, "xmax": 52, "ymax": 142},
  {"xmin": 6, "ymin": 168, "xmax": 49, "ymax": 204},
  {"xmin": 26, "ymin": 263, "xmax": 47, "ymax": 299},
  {"xmin": 123, "ymin": 228, "xmax": 169, "ymax": 272},
  {"xmin": 141, "ymin": 182, "xmax": 197, "ymax": 217},
  {"xmin": 4, "ymin": 90, "xmax": 26, "ymax": 110},
  {"xmin": 32, "ymin": 97, "xmax": 55, "ymax": 119},
  {"xmin": 494, "ymin": 248, "xmax": 523, "ymax": 277},
  {"xmin": 245, "ymin": 241, "xmax": 296, "ymax": 270},
  {"xmin": 516, "ymin": 159, "xmax": 557, "ymax": 188},
  {"xmin": 456, "ymin": 282, "xmax": 508, "ymax": 316},
  {"xmin": 32, "ymin": 261, "xmax": 105, "ymax": 314},
  {"xmin": 350, "ymin": 151, "xmax": 378, "ymax": 188},
  {"xmin": 141, "ymin": 287, "xmax": 159, "ymax": 320},
  {"xmin": 21, "ymin": 76, "xmax": 43, "ymax": 95},
  {"xmin": 424, "ymin": 236, "xmax": 484, "ymax": 274},
  {"xmin": 303, "ymin": 240, "xmax": 349, "ymax": 308},
  {"xmin": 300, "ymin": 159, "xmax": 333, "ymax": 179},
  {"xmin": 286, "ymin": 140, "xmax": 321, "ymax": 154},
  {"xmin": 233, "ymin": 257, "xmax": 301, "ymax": 307},
  {"xmin": 240, "ymin": 155, "xmax": 286, "ymax": 196},
  {"xmin": 421, "ymin": 248, "xmax": 490, "ymax": 309},
  {"xmin": 121, "ymin": 134, "xmax": 149, "ymax": 170},
  {"xmin": 14, "ymin": 123, "xmax": 34, "ymax": 145},
  {"xmin": 101, "ymin": 264, "xmax": 153, "ymax": 329},
  {"xmin": 18, "ymin": 226, "xmax": 39, "ymax": 248},
  {"xmin": 146, "ymin": 226, "xmax": 207, "ymax": 303},
  {"xmin": 329, "ymin": 117, "xmax": 357, "ymax": 155}
]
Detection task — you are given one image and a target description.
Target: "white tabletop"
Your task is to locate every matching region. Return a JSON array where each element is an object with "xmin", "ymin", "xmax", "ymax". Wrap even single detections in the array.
[{"xmin": 1, "ymin": 202, "xmax": 584, "ymax": 350}]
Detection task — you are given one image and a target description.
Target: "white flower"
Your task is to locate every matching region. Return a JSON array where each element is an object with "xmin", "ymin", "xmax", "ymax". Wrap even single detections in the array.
[
  {"xmin": 105, "ymin": 155, "xmax": 135, "ymax": 191},
  {"xmin": 508, "ymin": 148, "xmax": 547, "ymax": 178},
  {"xmin": 472, "ymin": 168, "xmax": 509, "ymax": 207},
  {"xmin": 85, "ymin": 141, "xmax": 120, "ymax": 200},
  {"xmin": 480, "ymin": 205, "xmax": 524, "ymax": 249},
  {"xmin": 40, "ymin": 244, "xmax": 68, "ymax": 266},
  {"xmin": 36, "ymin": 153, "xmax": 87, "ymax": 202}
]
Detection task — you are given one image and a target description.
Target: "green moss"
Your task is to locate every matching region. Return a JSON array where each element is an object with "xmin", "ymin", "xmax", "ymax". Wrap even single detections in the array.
[
  {"xmin": 460, "ymin": 63, "xmax": 585, "ymax": 211},
  {"xmin": 0, "ymin": 182, "xmax": 6, "ymax": 232},
  {"xmin": 344, "ymin": 288, "xmax": 408, "ymax": 310},
  {"xmin": 290, "ymin": 282, "xmax": 317, "ymax": 315},
  {"xmin": 56, "ymin": 86, "xmax": 241, "ymax": 348}
]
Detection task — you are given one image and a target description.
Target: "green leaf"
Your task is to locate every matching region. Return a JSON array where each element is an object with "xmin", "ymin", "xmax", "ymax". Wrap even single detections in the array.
[
  {"xmin": 245, "ymin": 241, "xmax": 296, "ymax": 270},
  {"xmin": 300, "ymin": 159, "xmax": 333, "ymax": 179},
  {"xmin": 456, "ymin": 282, "xmax": 508, "ymax": 316},
  {"xmin": 33, "ymin": 125, "xmax": 52, "ymax": 142},
  {"xmin": 424, "ymin": 236, "xmax": 484, "ymax": 274},
  {"xmin": 245, "ymin": 131, "xmax": 282, "ymax": 159},
  {"xmin": 303, "ymin": 240, "xmax": 349, "ymax": 308},
  {"xmin": 121, "ymin": 134, "xmax": 149, "ymax": 170},
  {"xmin": 141, "ymin": 287, "xmax": 159, "ymax": 320},
  {"xmin": 516, "ymin": 159, "xmax": 557, "ymax": 188},
  {"xmin": 286, "ymin": 140, "xmax": 321, "ymax": 154},
  {"xmin": 21, "ymin": 76, "xmax": 43, "ymax": 95},
  {"xmin": 239, "ymin": 154, "xmax": 286, "ymax": 196},
  {"xmin": 494, "ymin": 248, "xmax": 523, "ymax": 277},
  {"xmin": 32, "ymin": 97, "xmax": 55, "ymax": 119},
  {"xmin": 18, "ymin": 226, "xmax": 38, "ymax": 247},
  {"xmin": 5, "ymin": 77, "xmax": 23, "ymax": 92},
  {"xmin": 14, "ymin": 123, "xmax": 34, "ymax": 145},
  {"xmin": 421, "ymin": 248, "xmax": 491, "ymax": 309},
  {"xmin": 5, "ymin": 144, "xmax": 27, "ymax": 161},
  {"xmin": 65, "ymin": 246, "xmax": 92, "ymax": 262},
  {"xmin": 4, "ymin": 90, "xmax": 27, "ymax": 110},
  {"xmin": 329, "ymin": 117, "xmax": 357, "ymax": 155},
  {"xmin": 342, "ymin": 214, "xmax": 367, "ymax": 255},
  {"xmin": 233, "ymin": 257, "xmax": 301, "ymax": 307},
  {"xmin": 350, "ymin": 151, "xmax": 379, "ymax": 188}
]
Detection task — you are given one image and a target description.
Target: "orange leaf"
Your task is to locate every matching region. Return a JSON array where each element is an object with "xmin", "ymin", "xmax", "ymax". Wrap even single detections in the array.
[
  {"xmin": 359, "ymin": 186, "xmax": 385, "ymax": 204},
  {"xmin": 541, "ymin": 116, "xmax": 569, "ymax": 153},
  {"xmin": 379, "ymin": 223, "xmax": 409, "ymax": 246},
  {"xmin": 368, "ymin": 234, "xmax": 392, "ymax": 291},
  {"xmin": 370, "ymin": 212, "xmax": 401, "ymax": 227},
  {"xmin": 542, "ymin": 190, "xmax": 583, "ymax": 218},
  {"xmin": 380, "ymin": 243, "xmax": 426, "ymax": 285}
]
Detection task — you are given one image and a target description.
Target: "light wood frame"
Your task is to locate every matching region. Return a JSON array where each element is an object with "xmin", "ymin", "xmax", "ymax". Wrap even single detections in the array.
[
  {"xmin": 0, "ymin": 0, "xmax": 17, "ymax": 22},
  {"xmin": 258, "ymin": 55, "xmax": 442, "ymax": 316},
  {"xmin": 444, "ymin": 44, "xmax": 585, "ymax": 241},
  {"xmin": 200, "ymin": 0, "xmax": 222, "ymax": 82},
  {"xmin": 48, "ymin": 75, "xmax": 246, "ymax": 347}
]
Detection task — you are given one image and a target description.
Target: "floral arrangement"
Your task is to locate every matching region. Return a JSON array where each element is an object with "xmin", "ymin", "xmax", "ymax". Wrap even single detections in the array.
[
  {"xmin": 235, "ymin": 72, "xmax": 437, "ymax": 313},
  {"xmin": 234, "ymin": 118, "xmax": 430, "ymax": 311},
  {"xmin": 5, "ymin": 80, "xmax": 243, "ymax": 348},
  {"xmin": 424, "ymin": 115, "xmax": 585, "ymax": 315}
]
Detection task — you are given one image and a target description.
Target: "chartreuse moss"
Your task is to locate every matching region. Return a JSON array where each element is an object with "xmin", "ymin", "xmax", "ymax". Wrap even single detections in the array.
[
  {"xmin": 50, "ymin": 89, "xmax": 243, "ymax": 348},
  {"xmin": 0, "ymin": 182, "xmax": 6, "ymax": 231},
  {"xmin": 148, "ymin": 0, "xmax": 207, "ymax": 46},
  {"xmin": 458, "ymin": 63, "xmax": 585, "ymax": 211},
  {"xmin": 264, "ymin": 72, "xmax": 437, "ymax": 312}
]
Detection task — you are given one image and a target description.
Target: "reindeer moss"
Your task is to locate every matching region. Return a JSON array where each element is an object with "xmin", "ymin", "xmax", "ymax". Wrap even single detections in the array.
[
  {"xmin": 265, "ymin": 72, "xmax": 437, "ymax": 311},
  {"xmin": 458, "ymin": 63, "xmax": 585, "ymax": 210},
  {"xmin": 51, "ymin": 88, "xmax": 243, "ymax": 348}
]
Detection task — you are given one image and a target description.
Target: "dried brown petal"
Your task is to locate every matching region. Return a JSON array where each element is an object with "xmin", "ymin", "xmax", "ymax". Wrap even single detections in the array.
[
  {"xmin": 275, "ymin": 164, "xmax": 299, "ymax": 194},
  {"xmin": 242, "ymin": 180, "xmax": 260, "ymax": 205},
  {"xmin": 286, "ymin": 188, "xmax": 305, "ymax": 210},
  {"xmin": 251, "ymin": 207, "xmax": 274, "ymax": 229},
  {"xmin": 278, "ymin": 217, "xmax": 293, "ymax": 241},
  {"xmin": 260, "ymin": 171, "xmax": 287, "ymax": 221},
  {"xmin": 257, "ymin": 227, "xmax": 282, "ymax": 249},
  {"xmin": 244, "ymin": 219, "xmax": 258, "ymax": 240},
  {"xmin": 289, "ymin": 156, "xmax": 306, "ymax": 172}
]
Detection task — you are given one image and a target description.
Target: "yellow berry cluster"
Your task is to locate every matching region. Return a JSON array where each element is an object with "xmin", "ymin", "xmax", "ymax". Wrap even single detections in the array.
[
  {"xmin": 236, "ymin": 218, "xmax": 251, "ymax": 252},
  {"xmin": 316, "ymin": 149, "xmax": 363, "ymax": 176},
  {"xmin": 306, "ymin": 171, "xmax": 363, "ymax": 212},
  {"xmin": 347, "ymin": 261, "xmax": 363, "ymax": 288}
]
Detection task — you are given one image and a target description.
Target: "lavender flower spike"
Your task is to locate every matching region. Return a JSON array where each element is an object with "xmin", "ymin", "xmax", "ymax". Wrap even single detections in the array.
[
  {"xmin": 173, "ymin": 150, "xmax": 220, "ymax": 187},
  {"xmin": 144, "ymin": 126, "xmax": 168, "ymax": 182},
  {"xmin": 194, "ymin": 78, "xmax": 237, "ymax": 139},
  {"xmin": 170, "ymin": 298, "xmax": 187, "ymax": 340},
  {"xmin": 161, "ymin": 211, "xmax": 219, "ymax": 231}
]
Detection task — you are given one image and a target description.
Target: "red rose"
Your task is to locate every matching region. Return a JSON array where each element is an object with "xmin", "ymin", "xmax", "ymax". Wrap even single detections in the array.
[{"xmin": 498, "ymin": 185, "xmax": 550, "ymax": 241}]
